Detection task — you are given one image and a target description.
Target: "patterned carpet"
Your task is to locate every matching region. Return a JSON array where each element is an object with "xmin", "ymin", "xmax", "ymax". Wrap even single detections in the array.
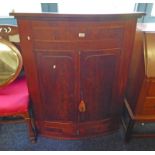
[{"xmin": 0, "ymin": 123, "xmax": 155, "ymax": 151}]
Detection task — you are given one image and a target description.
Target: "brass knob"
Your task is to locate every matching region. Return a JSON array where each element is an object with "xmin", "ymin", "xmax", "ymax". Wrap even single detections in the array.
[{"xmin": 79, "ymin": 100, "xmax": 86, "ymax": 112}]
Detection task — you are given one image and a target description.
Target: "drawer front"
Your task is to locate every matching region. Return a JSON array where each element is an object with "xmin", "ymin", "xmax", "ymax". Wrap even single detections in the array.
[
  {"xmin": 143, "ymin": 97, "xmax": 155, "ymax": 115},
  {"xmin": 31, "ymin": 21, "xmax": 124, "ymax": 42},
  {"xmin": 78, "ymin": 118, "xmax": 119, "ymax": 137},
  {"xmin": 42, "ymin": 121, "xmax": 77, "ymax": 138},
  {"xmin": 147, "ymin": 81, "xmax": 155, "ymax": 97}
]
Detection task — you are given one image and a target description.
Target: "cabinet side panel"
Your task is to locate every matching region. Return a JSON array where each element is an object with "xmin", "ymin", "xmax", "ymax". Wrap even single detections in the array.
[
  {"xmin": 126, "ymin": 31, "xmax": 145, "ymax": 113},
  {"xmin": 17, "ymin": 20, "xmax": 44, "ymax": 124}
]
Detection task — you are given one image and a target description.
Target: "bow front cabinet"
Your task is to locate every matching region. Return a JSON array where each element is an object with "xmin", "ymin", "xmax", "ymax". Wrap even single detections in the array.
[{"xmin": 11, "ymin": 13, "xmax": 143, "ymax": 139}]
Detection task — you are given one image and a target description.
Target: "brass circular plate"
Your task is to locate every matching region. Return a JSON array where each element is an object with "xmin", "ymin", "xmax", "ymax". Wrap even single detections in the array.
[{"xmin": 0, "ymin": 38, "xmax": 23, "ymax": 88}]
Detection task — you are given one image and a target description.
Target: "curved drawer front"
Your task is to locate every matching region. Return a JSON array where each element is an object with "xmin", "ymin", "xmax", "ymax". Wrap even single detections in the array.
[{"xmin": 31, "ymin": 21, "xmax": 124, "ymax": 42}]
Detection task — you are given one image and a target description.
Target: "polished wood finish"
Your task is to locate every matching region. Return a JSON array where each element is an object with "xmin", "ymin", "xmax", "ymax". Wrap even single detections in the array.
[
  {"xmin": 123, "ymin": 24, "xmax": 155, "ymax": 141},
  {"xmin": 11, "ymin": 13, "xmax": 143, "ymax": 139}
]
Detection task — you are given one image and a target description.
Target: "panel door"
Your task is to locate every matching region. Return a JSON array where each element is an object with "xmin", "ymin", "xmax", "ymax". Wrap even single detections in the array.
[
  {"xmin": 36, "ymin": 50, "xmax": 77, "ymax": 122},
  {"xmin": 80, "ymin": 49, "xmax": 121, "ymax": 122}
]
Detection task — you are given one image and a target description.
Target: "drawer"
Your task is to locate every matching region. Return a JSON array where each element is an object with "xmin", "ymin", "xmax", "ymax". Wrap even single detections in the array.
[
  {"xmin": 78, "ymin": 118, "xmax": 119, "ymax": 137},
  {"xmin": 42, "ymin": 121, "xmax": 77, "ymax": 137},
  {"xmin": 31, "ymin": 21, "xmax": 124, "ymax": 41},
  {"xmin": 143, "ymin": 97, "xmax": 155, "ymax": 115},
  {"xmin": 147, "ymin": 81, "xmax": 155, "ymax": 97}
]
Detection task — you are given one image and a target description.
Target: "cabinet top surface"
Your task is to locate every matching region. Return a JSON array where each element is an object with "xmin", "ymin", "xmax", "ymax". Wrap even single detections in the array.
[{"xmin": 10, "ymin": 12, "xmax": 144, "ymax": 21}]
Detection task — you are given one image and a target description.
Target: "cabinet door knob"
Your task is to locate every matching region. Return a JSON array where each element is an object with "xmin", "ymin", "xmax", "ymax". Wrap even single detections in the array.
[
  {"xmin": 27, "ymin": 36, "xmax": 31, "ymax": 40},
  {"xmin": 53, "ymin": 65, "xmax": 56, "ymax": 69},
  {"xmin": 79, "ymin": 100, "xmax": 86, "ymax": 112}
]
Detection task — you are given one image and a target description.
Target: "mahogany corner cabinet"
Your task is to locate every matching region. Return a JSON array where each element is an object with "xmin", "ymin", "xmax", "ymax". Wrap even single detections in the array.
[{"xmin": 10, "ymin": 13, "xmax": 144, "ymax": 139}]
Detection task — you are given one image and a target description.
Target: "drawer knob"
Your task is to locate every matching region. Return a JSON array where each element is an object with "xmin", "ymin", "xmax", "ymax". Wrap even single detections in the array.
[{"xmin": 78, "ymin": 32, "xmax": 85, "ymax": 38}]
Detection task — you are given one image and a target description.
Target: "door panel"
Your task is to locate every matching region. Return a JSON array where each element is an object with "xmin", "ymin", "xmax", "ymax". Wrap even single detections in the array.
[
  {"xmin": 36, "ymin": 51, "xmax": 77, "ymax": 122},
  {"xmin": 80, "ymin": 49, "xmax": 121, "ymax": 122}
]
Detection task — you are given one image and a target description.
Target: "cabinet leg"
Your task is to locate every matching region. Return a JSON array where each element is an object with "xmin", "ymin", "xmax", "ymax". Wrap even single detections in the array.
[
  {"xmin": 125, "ymin": 119, "xmax": 134, "ymax": 143},
  {"xmin": 26, "ymin": 117, "xmax": 37, "ymax": 143}
]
